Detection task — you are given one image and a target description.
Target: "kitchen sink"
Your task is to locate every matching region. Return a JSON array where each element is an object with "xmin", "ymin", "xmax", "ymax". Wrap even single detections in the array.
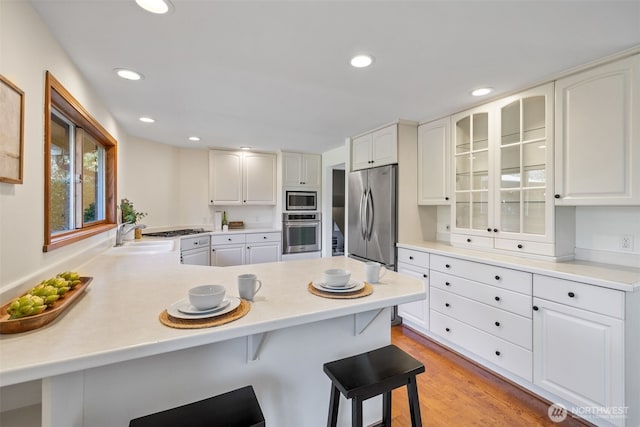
[{"xmin": 109, "ymin": 240, "xmax": 177, "ymax": 255}]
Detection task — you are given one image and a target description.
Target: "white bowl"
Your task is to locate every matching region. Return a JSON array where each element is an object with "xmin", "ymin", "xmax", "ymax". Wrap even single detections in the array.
[
  {"xmin": 188, "ymin": 284, "xmax": 226, "ymax": 310},
  {"xmin": 323, "ymin": 269, "xmax": 351, "ymax": 287}
]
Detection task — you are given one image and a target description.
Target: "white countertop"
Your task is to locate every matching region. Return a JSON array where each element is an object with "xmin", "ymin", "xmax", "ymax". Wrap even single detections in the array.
[
  {"xmin": 398, "ymin": 241, "xmax": 640, "ymax": 292},
  {"xmin": 0, "ymin": 250, "xmax": 424, "ymax": 387}
]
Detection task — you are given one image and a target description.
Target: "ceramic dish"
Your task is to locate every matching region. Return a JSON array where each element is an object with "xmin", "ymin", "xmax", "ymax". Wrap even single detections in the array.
[
  {"xmin": 313, "ymin": 281, "xmax": 365, "ymax": 293},
  {"xmin": 178, "ymin": 298, "xmax": 231, "ymax": 315},
  {"xmin": 168, "ymin": 296, "xmax": 241, "ymax": 320}
]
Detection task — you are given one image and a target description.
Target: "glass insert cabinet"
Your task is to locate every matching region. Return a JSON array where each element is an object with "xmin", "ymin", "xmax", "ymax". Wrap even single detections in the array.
[{"xmin": 451, "ymin": 83, "xmax": 556, "ymax": 255}]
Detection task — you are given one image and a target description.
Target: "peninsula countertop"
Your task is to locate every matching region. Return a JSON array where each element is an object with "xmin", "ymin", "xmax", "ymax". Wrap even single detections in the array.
[{"xmin": 0, "ymin": 249, "xmax": 424, "ymax": 387}]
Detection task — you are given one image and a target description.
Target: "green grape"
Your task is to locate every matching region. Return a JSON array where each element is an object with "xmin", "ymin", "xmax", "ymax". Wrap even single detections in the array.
[{"xmin": 45, "ymin": 294, "xmax": 60, "ymax": 305}]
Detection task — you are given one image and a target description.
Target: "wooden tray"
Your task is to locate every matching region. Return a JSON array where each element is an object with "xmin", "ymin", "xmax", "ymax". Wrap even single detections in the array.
[{"xmin": 0, "ymin": 277, "xmax": 93, "ymax": 334}]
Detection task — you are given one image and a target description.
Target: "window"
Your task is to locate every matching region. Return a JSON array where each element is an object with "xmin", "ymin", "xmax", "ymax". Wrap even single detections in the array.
[{"xmin": 44, "ymin": 72, "xmax": 117, "ymax": 251}]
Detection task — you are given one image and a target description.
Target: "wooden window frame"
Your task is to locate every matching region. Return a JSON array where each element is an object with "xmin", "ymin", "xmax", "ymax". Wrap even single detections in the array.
[{"xmin": 44, "ymin": 71, "xmax": 117, "ymax": 252}]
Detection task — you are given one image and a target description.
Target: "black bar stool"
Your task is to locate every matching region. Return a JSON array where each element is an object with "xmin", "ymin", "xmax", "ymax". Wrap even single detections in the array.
[
  {"xmin": 129, "ymin": 385, "xmax": 265, "ymax": 427},
  {"xmin": 323, "ymin": 344, "xmax": 425, "ymax": 427}
]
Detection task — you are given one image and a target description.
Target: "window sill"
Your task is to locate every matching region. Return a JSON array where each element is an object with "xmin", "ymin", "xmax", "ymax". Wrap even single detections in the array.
[{"xmin": 43, "ymin": 223, "xmax": 116, "ymax": 252}]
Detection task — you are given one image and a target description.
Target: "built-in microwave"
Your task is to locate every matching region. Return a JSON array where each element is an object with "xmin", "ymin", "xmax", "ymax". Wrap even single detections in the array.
[{"xmin": 285, "ymin": 191, "xmax": 317, "ymax": 211}]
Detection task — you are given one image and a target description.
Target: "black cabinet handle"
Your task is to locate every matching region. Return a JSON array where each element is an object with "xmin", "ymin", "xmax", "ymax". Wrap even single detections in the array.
[
  {"xmin": 445, "ymin": 281, "xmax": 450, "ymax": 286},
  {"xmin": 211, "ymin": 248, "xmax": 215, "ymax": 252},
  {"xmin": 495, "ymin": 321, "xmax": 500, "ymax": 327},
  {"xmin": 493, "ymin": 228, "xmax": 498, "ymax": 233},
  {"xmin": 445, "ymin": 264, "xmax": 451, "ymax": 269},
  {"xmin": 247, "ymin": 246, "xmax": 250, "ymax": 250},
  {"xmin": 409, "ymin": 256, "xmax": 414, "ymax": 260},
  {"xmin": 487, "ymin": 228, "xmax": 492, "ymax": 232},
  {"xmin": 568, "ymin": 292, "xmax": 575, "ymax": 298},
  {"xmin": 210, "ymin": 200, "xmax": 214, "ymax": 203},
  {"xmin": 466, "ymin": 238, "xmax": 471, "ymax": 243},
  {"xmin": 263, "ymin": 236, "xmax": 267, "ymax": 239},
  {"xmin": 495, "ymin": 351, "xmax": 501, "ymax": 356},
  {"xmin": 243, "ymin": 200, "xmax": 246, "ymax": 203},
  {"xmin": 228, "ymin": 238, "xmax": 232, "ymax": 241},
  {"xmin": 445, "ymin": 196, "xmax": 449, "ymax": 201},
  {"xmin": 494, "ymin": 296, "xmax": 500, "ymax": 302},
  {"xmin": 445, "ymin": 328, "xmax": 450, "ymax": 332},
  {"xmin": 445, "ymin": 303, "xmax": 450, "ymax": 308},
  {"xmin": 517, "ymin": 244, "xmax": 523, "ymax": 249},
  {"xmin": 194, "ymin": 242, "xmax": 199, "ymax": 245},
  {"xmin": 495, "ymin": 275, "xmax": 501, "ymax": 280},
  {"xmin": 533, "ymin": 305, "xmax": 539, "ymax": 311},
  {"xmin": 555, "ymin": 194, "xmax": 561, "ymax": 199},
  {"xmin": 422, "ymin": 274, "xmax": 428, "ymax": 278}
]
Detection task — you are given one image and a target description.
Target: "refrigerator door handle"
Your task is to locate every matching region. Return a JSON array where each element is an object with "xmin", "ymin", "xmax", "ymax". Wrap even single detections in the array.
[
  {"xmin": 366, "ymin": 188, "xmax": 374, "ymax": 241},
  {"xmin": 359, "ymin": 191, "xmax": 367, "ymax": 240}
]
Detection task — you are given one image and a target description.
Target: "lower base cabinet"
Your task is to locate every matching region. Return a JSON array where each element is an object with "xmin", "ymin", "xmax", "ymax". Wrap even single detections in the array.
[
  {"xmin": 211, "ymin": 232, "xmax": 281, "ymax": 267},
  {"xmin": 397, "ymin": 262, "xmax": 429, "ymax": 331},
  {"xmin": 211, "ymin": 244, "xmax": 245, "ymax": 266}
]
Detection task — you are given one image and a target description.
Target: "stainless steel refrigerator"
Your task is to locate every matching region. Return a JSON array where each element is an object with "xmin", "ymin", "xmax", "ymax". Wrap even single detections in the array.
[{"xmin": 348, "ymin": 164, "xmax": 397, "ymax": 270}]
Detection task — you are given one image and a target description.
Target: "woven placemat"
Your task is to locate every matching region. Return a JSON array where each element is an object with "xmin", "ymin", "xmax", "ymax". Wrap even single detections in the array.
[
  {"xmin": 159, "ymin": 299, "xmax": 250, "ymax": 329},
  {"xmin": 308, "ymin": 282, "xmax": 373, "ymax": 299}
]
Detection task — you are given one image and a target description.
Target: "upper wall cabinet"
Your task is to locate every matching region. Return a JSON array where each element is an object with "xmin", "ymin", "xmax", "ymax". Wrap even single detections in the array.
[
  {"xmin": 282, "ymin": 152, "xmax": 321, "ymax": 188},
  {"xmin": 555, "ymin": 54, "xmax": 640, "ymax": 205},
  {"xmin": 209, "ymin": 150, "xmax": 276, "ymax": 206},
  {"xmin": 351, "ymin": 124, "xmax": 398, "ymax": 171},
  {"xmin": 451, "ymin": 83, "xmax": 565, "ymax": 258},
  {"xmin": 418, "ymin": 117, "xmax": 451, "ymax": 205}
]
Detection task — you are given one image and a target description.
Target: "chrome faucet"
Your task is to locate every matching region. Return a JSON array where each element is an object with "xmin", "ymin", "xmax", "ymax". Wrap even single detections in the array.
[{"xmin": 115, "ymin": 222, "xmax": 147, "ymax": 246}]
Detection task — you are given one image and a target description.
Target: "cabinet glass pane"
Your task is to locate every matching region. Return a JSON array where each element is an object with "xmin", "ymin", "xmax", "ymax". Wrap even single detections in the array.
[
  {"xmin": 501, "ymin": 100, "xmax": 520, "ymax": 145},
  {"xmin": 523, "ymin": 96, "xmax": 545, "ymax": 141},
  {"xmin": 523, "ymin": 188, "xmax": 546, "ymax": 235},
  {"xmin": 471, "ymin": 191, "xmax": 489, "ymax": 230},
  {"xmin": 455, "ymin": 154, "xmax": 471, "ymax": 191},
  {"xmin": 456, "ymin": 116, "xmax": 471, "ymax": 153},
  {"xmin": 500, "ymin": 190, "xmax": 520, "ymax": 233},
  {"xmin": 472, "ymin": 151, "xmax": 489, "ymax": 190},
  {"xmin": 472, "ymin": 113, "xmax": 489, "ymax": 150},
  {"xmin": 456, "ymin": 192, "xmax": 470, "ymax": 229},
  {"xmin": 501, "ymin": 145, "xmax": 520, "ymax": 188},
  {"xmin": 523, "ymin": 141, "xmax": 546, "ymax": 187}
]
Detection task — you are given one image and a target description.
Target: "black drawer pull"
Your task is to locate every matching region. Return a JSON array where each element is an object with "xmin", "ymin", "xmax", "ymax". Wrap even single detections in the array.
[
  {"xmin": 517, "ymin": 244, "xmax": 523, "ymax": 249},
  {"xmin": 568, "ymin": 292, "xmax": 575, "ymax": 298},
  {"xmin": 445, "ymin": 328, "xmax": 450, "ymax": 332},
  {"xmin": 495, "ymin": 275, "xmax": 501, "ymax": 280},
  {"xmin": 533, "ymin": 305, "xmax": 539, "ymax": 311},
  {"xmin": 409, "ymin": 256, "xmax": 414, "ymax": 260},
  {"xmin": 487, "ymin": 228, "xmax": 492, "ymax": 232},
  {"xmin": 445, "ymin": 264, "xmax": 451, "ymax": 269},
  {"xmin": 228, "ymin": 238, "xmax": 232, "ymax": 241},
  {"xmin": 554, "ymin": 194, "xmax": 561, "ymax": 199},
  {"xmin": 495, "ymin": 321, "xmax": 500, "ymax": 327},
  {"xmin": 493, "ymin": 228, "xmax": 498, "ymax": 233},
  {"xmin": 495, "ymin": 351, "xmax": 501, "ymax": 356},
  {"xmin": 445, "ymin": 196, "xmax": 449, "ymax": 201},
  {"xmin": 445, "ymin": 281, "xmax": 451, "ymax": 286},
  {"xmin": 263, "ymin": 236, "xmax": 267, "ymax": 239},
  {"xmin": 422, "ymin": 274, "xmax": 428, "ymax": 278},
  {"xmin": 466, "ymin": 238, "xmax": 471, "ymax": 243},
  {"xmin": 494, "ymin": 296, "xmax": 500, "ymax": 302},
  {"xmin": 445, "ymin": 303, "xmax": 450, "ymax": 308}
]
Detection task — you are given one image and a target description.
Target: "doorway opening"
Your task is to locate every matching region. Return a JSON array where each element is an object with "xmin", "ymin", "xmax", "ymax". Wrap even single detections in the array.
[{"xmin": 331, "ymin": 168, "xmax": 345, "ymax": 256}]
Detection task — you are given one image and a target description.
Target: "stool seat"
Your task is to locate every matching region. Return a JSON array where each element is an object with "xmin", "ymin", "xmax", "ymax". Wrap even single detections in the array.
[
  {"xmin": 129, "ymin": 385, "xmax": 265, "ymax": 427},
  {"xmin": 324, "ymin": 345, "xmax": 425, "ymax": 427}
]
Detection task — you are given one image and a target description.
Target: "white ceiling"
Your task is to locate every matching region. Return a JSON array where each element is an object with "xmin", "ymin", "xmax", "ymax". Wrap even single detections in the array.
[{"xmin": 31, "ymin": 0, "xmax": 640, "ymax": 154}]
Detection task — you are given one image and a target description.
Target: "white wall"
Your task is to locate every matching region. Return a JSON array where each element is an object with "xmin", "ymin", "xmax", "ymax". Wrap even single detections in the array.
[{"xmin": 0, "ymin": 1, "xmax": 125, "ymax": 293}]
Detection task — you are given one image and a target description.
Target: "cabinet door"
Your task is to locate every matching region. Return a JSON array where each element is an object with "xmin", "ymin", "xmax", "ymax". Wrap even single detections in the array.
[
  {"xmin": 211, "ymin": 245, "xmax": 245, "ymax": 266},
  {"xmin": 397, "ymin": 264, "xmax": 429, "ymax": 332},
  {"xmin": 282, "ymin": 152, "xmax": 303, "ymax": 187},
  {"xmin": 181, "ymin": 249, "xmax": 210, "ymax": 266},
  {"xmin": 246, "ymin": 243, "xmax": 281, "ymax": 264},
  {"xmin": 352, "ymin": 133, "xmax": 372, "ymax": 171},
  {"xmin": 494, "ymin": 83, "xmax": 554, "ymax": 243},
  {"xmin": 371, "ymin": 124, "xmax": 398, "ymax": 167},
  {"xmin": 451, "ymin": 105, "xmax": 494, "ymax": 237},
  {"xmin": 243, "ymin": 152, "xmax": 276, "ymax": 204},
  {"xmin": 301, "ymin": 154, "xmax": 321, "ymax": 187},
  {"xmin": 555, "ymin": 54, "xmax": 640, "ymax": 205},
  {"xmin": 209, "ymin": 150, "xmax": 243, "ymax": 205},
  {"xmin": 418, "ymin": 117, "xmax": 451, "ymax": 205},
  {"xmin": 533, "ymin": 298, "xmax": 624, "ymax": 415}
]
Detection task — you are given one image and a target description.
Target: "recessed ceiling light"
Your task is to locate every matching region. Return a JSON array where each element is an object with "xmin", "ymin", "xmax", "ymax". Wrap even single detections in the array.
[
  {"xmin": 139, "ymin": 117, "xmax": 155, "ymax": 123},
  {"xmin": 240, "ymin": 146, "xmax": 252, "ymax": 150},
  {"xmin": 189, "ymin": 136, "xmax": 201, "ymax": 142},
  {"xmin": 350, "ymin": 55, "xmax": 374, "ymax": 68},
  {"xmin": 135, "ymin": 0, "xmax": 172, "ymax": 14},
  {"xmin": 115, "ymin": 68, "xmax": 143, "ymax": 81},
  {"xmin": 471, "ymin": 87, "xmax": 493, "ymax": 97}
]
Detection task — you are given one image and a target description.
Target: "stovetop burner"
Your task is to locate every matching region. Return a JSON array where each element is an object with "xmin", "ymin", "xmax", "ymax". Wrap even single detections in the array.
[{"xmin": 143, "ymin": 228, "xmax": 208, "ymax": 238}]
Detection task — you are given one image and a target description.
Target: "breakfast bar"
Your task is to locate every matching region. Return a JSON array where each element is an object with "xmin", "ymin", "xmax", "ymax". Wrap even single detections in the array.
[{"xmin": 0, "ymin": 244, "xmax": 424, "ymax": 427}]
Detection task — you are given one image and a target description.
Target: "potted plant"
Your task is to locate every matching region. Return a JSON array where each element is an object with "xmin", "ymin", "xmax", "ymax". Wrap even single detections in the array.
[{"xmin": 120, "ymin": 198, "xmax": 147, "ymax": 239}]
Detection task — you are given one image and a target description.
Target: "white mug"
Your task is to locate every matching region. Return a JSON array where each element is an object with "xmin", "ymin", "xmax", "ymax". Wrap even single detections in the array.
[
  {"xmin": 238, "ymin": 274, "xmax": 262, "ymax": 301},
  {"xmin": 365, "ymin": 262, "xmax": 387, "ymax": 284}
]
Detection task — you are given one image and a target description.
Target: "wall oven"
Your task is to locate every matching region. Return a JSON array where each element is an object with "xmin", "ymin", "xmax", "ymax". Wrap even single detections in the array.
[
  {"xmin": 282, "ymin": 212, "xmax": 321, "ymax": 254},
  {"xmin": 285, "ymin": 191, "xmax": 317, "ymax": 211}
]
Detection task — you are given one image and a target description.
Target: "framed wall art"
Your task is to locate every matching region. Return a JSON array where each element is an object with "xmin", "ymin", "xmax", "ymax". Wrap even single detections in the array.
[{"xmin": 0, "ymin": 75, "xmax": 25, "ymax": 184}]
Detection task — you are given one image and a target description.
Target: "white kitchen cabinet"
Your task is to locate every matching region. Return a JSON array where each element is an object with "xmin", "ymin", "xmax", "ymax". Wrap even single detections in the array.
[
  {"xmin": 180, "ymin": 235, "xmax": 211, "ymax": 266},
  {"xmin": 555, "ymin": 54, "xmax": 640, "ymax": 206},
  {"xmin": 533, "ymin": 293, "xmax": 624, "ymax": 426},
  {"xmin": 351, "ymin": 124, "xmax": 398, "ymax": 171},
  {"xmin": 211, "ymin": 233, "xmax": 246, "ymax": 266},
  {"xmin": 209, "ymin": 150, "xmax": 276, "ymax": 206},
  {"xmin": 397, "ymin": 250, "xmax": 430, "ymax": 333},
  {"xmin": 245, "ymin": 232, "xmax": 282, "ymax": 264},
  {"xmin": 418, "ymin": 117, "xmax": 451, "ymax": 205},
  {"xmin": 282, "ymin": 152, "xmax": 321, "ymax": 188},
  {"xmin": 451, "ymin": 83, "xmax": 566, "ymax": 258}
]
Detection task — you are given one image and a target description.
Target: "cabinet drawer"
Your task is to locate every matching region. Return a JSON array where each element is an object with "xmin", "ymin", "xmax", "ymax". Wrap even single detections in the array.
[
  {"xmin": 430, "ymin": 310, "xmax": 532, "ymax": 381},
  {"xmin": 430, "ymin": 287, "xmax": 532, "ymax": 349},
  {"xmin": 430, "ymin": 271, "xmax": 532, "ymax": 318},
  {"xmin": 246, "ymin": 232, "xmax": 281, "ymax": 244},
  {"xmin": 211, "ymin": 234, "xmax": 246, "ymax": 245},
  {"xmin": 430, "ymin": 254, "xmax": 532, "ymax": 295},
  {"xmin": 397, "ymin": 248, "xmax": 429, "ymax": 268},
  {"xmin": 180, "ymin": 235, "xmax": 210, "ymax": 250},
  {"xmin": 534, "ymin": 275, "xmax": 624, "ymax": 319},
  {"xmin": 494, "ymin": 238, "xmax": 554, "ymax": 257},
  {"xmin": 450, "ymin": 233, "xmax": 494, "ymax": 249}
]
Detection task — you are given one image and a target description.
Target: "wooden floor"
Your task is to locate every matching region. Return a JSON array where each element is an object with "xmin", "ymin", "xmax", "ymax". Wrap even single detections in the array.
[{"xmin": 390, "ymin": 325, "xmax": 592, "ymax": 426}]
